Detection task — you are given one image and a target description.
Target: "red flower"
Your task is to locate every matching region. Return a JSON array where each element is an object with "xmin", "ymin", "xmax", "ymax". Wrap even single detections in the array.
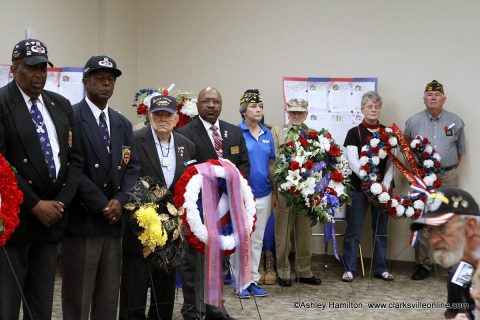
[
  {"xmin": 162, "ymin": 89, "xmax": 169, "ymax": 96},
  {"xmin": 304, "ymin": 160, "xmax": 314, "ymax": 170},
  {"xmin": 325, "ymin": 187, "xmax": 337, "ymax": 196},
  {"xmin": 288, "ymin": 186, "xmax": 300, "ymax": 195},
  {"xmin": 289, "ymin": 161, "xmax": 301, "ymax": 171},
  {"xmin": 360, "ymin": 151, "xmax": 368, "ymax": 157},
  {"xmin": 136, "ymin": 103, "xmax": 148, "ymax": 116},
  {"xmin": 379, "ymin": 127, "xmax": 386, "ymax": 134},
  {"xmin": 371, "ymin": 147, "xmax": 379, "ymax": 154},
  {"xmin": 422, "ymin": 151, "xmax": 430, "ymax": 158},
  {"xmin": 422, "ymin": 138, "xmax": 429, "ymax": 144},
  {"xmin": 364, "ymin": 181, "xmax": 372, "ymax": 188},
  {"xmin": 326, "ymin": 133, "xmax": 332, "ymax": 139},
  {"xmin": 433, "ymin": 178, "xmax": 443, "ymax": 189},
  {"xmin": 307, "ymin": 131, "xmax": 318, "ymax": 139},
  {"xmin": 299, "ymin": 137, "xmax": 309, "ymax": 148},
  {"xmin": 331, "ymin": 171, "xmax": 344, "ymax": 183},
  {"xmin": 418, "ymin": 194, "xmax": 427, "ymax": 202},
  {"xmin": 388, "ymin": 207, "xmax": 397, "ymax": 216},
  {"xmin": 413, "ymin": 211, "xmax": 422, "ymax": 219},
  {"xmin": 403, "ymin": 199, "xmax": 411, "ymax": 206},
  {"xmin": 362, "ymin": 164, "xmax": 370, "ymax": 172},
  {"xmin": 384, "ymin": 145, "xmax": 392, "ymax": 152},
  {"xmin": 366, "ymin": 136, "xmax": 372, "ymax": 142},
  {"xmin": 444, "ymin": 125, "xmax": 449, "ymax": 131},
  {"xmin": 434, "ymin": 161, "xmax": 441, "ymax": 168},
  {"xmin": 329, "ymin": 144, "xmax": 341, "ymax": 157},
  {"xmin": 286, "ymin": 141, "xmax": 295, "ymax": 148},
  {"xmin": 380, "ymin": 133, "xmax": 389, "ymax": 141}
]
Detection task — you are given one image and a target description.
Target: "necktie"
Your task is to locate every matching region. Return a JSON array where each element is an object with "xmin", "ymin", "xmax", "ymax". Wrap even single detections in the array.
[
  {"xmin": 210, "ymin": 125, "xmax": 223, "ymax": 158},
  {"xmin": 99, "ymin": 111, "xmax": 111, "ymax": 153},
  {"xmin": 30, "ymin": 98, "xmax": 56, "ymax": 180}
]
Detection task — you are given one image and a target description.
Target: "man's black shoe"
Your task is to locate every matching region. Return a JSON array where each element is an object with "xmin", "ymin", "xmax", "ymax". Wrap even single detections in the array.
[
  {"xmin": 278, "ymin": 278, "xmax": 292, "ymax": 287},
  {"xmin": 297, "ymin": 276, "xmax": 322, "ymax": 285},
  {"xmin": 411, "ymin": 264, "xmax": 431, "ymax": 280},
  {"xmin": 206, "ymin": 315, "xmax": 237, "ymax": 320}
]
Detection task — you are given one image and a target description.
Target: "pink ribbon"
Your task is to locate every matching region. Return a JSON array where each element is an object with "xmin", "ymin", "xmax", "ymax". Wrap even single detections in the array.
[
  {"xmin": 221, "ymin": 159, "xmax": 253, "ymax": 293},
  {"xmin": 196, "ymin": 162, "xmax": 223, "ymax": 307}
]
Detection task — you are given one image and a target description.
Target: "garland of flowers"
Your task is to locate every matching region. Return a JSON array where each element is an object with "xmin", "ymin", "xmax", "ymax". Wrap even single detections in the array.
[
  {"xmin": 0, "ymin": 154, "xmax": 23, "ymax": 247},
  {"xmin": 174, "ymin": 159, "xmax": 256, "ymax": 256},
  {"xmin": 360, "ymin": 124, "xmax": 444, "ymax": 218},
  {"xmin": 273, "ymin": 127, "xmax": 352, "ymax": 224},
  {"xmin": 132, "ymin": 84, "xmax": 197, "ymax": 128}
]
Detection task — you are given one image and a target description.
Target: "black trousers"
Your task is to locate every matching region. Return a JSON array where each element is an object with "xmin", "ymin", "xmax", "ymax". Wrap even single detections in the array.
[
  {"xmin": 0, "ymin": 242, "xmax": 59, "ymax": 320},
  {"xmin": 120, "ymin": 254, "xmax": 177, "ymax": 320}
]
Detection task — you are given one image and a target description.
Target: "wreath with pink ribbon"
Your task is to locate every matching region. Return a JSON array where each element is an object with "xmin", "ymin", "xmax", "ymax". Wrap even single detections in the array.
[
  {"xmin": 360, "ymin": 123, "xmax": 443, "ymax": 219},
  {"xmin": 174, "ymin": 159, "xmax": 256, "ymax": 306}
]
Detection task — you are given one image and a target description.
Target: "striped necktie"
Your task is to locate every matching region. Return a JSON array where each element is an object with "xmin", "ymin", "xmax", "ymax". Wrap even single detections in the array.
[
  {"xmin": 210, "ymin": 125, "xmax": 223, "ymax": 158},
  {"xmin": 99, "ymin": 111, "xmax": 111, "ymax": 153}
]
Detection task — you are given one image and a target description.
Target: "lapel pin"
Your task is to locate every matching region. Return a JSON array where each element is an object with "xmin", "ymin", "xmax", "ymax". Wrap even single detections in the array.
[{"xmin": 224, "ymin": 130, "xmax": 228, "ymax": 138}]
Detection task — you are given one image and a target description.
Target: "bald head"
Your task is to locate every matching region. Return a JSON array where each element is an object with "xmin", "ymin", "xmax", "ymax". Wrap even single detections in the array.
[{"xmin": 197, "ymin": 86, "xmax": 223, "ymax": 124}]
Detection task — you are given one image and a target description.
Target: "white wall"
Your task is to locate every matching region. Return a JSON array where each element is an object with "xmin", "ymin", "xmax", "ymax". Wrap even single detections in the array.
[{"xmin": 1, "ymin": 0, "xmax": 479, "ymax": 262}]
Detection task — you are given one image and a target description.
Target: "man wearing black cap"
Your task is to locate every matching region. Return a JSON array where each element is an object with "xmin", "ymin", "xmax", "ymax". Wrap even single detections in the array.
[
  {"xmin": 0, "ymin": 39, "xmax": 83, "ymax": 319},
  {"xmin": 406, "ymin": 80, "xmax": 466, "ymax": 281},
  {"xmin": 120, "ymin": 94, "xmax": 195, "ymax": 320},
  {"xmin": 411, "ymin": 187, "xmax": 480, "ymax": 319},
  {"xmin": 61, "ymin": 56, "xmax": 139, "ymax": 320}
]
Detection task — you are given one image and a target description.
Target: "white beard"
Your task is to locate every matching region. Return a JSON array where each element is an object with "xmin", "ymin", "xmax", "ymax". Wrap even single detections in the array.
[{"xmin": 432, "ymin": 234, "xmax": 466, "ymax": 268}]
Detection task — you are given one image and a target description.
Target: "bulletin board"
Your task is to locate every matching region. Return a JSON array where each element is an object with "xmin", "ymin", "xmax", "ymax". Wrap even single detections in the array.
[
  {"xmin": 0, "ymin": 64, "xmax": 84, "ymax": 105},
  {"xmin": 282, "ymin": 77, "xmax": 378, "ymax": 146}
]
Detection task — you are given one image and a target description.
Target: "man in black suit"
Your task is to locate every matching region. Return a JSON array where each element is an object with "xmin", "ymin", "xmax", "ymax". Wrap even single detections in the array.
[
  {"xmin": 176, "ymin": 86, "xmax": 249, "ymax": 320},
  {"xmin": 60, "ymin": 56, "xmax": 139, "ymax": 320},
  {"xmin": 120, "ymin": 94, "xmax": 195, "ymax": 320},
  {"xmin": 0, "ymin": 39, "xmax": 83, "ymax": 320}
]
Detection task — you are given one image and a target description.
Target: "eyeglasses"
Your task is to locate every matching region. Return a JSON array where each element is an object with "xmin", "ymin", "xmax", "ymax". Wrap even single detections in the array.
[
  {"xmin": 423, "ymin": 218, "xmax": 462, "ymax": 238},
  {"xmin": 199, "ymin": 98, "xmax": 222, "ymax": 105}
]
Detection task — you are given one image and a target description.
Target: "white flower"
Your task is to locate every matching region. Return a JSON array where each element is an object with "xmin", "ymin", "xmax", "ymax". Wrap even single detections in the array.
[
  {"xmin": 414, "ymin": 200, "xmax": 425, "ymax": 210},
  {"xmin": 391, "ymin": 199, "xmax": 399, "ymax": 207},
  {"xmin": 301, "ymin": 177, "xmax": 317, "ymax": 197},
  {"xmin": 318, "ymin": 136, "xmax": 331, "ymax": 152},
  {"xmin": 385, "ymin": 127, "xmax": 393, "ymax": 133},
  {"xmin": 378, "ymin": 148, "xmax": 388, "ymax": 159},
  {"xmin": 424, "ymin": 145, "xmax": 433, "ymax": 154},
  {"xmin": 370, "ymin": 183, "xmax": 383, "ymax": 195},
  {"xmin": 388, "ymin": 137, "xmax": 398, "ymax": 147},
  {"xmin": 359, "ymin": 170, "xmax": 367, "ymax": 179},
  {"xmin": 423, "ymin": 159, "xmax": 434, "ymax": 168},
  {"xmin": 433, "ymin": 153, "xmax": 441, "ymax": 161},
  {"xmin": 369, "ymin": 173, "xmax": 378, "ymax": 181},
  {"xmin": 410, "ymin": 139, "xmax": 420, "ymax": 149},
  {"xmin": 378, "ymin": 192, "xmax": 390, "ymax": 203},
  {"xmin": 371, "ymin": 156, "xmax": 380, "ymax": 166},
  {"xmin": 329, "ymin": 180, "xmax": 345, "ymax": 196},
  {"xmin": 361, "ymin": 145, "xmax": 369, "ymax": 152},
  {"xmin": 396, "ymin": 205, "xmax": 405, "ymax": 216},
  {"xmin": 180, "ymin": 99, "xmax": 198, "ymax": 117},
  {"xmin": 359, "ymin": 156, "xmax": 369, "ymax": 166},
  {"xmin": 405, "ymin": 207, "xmax": 414, "ymax": 217},
  {"xmin": 370, "ymin": 138, "xmax": 380, "ymax": 148},
  {"xmin": 423, "ymin": 173, "xmax": 437, "ymax": 186}
]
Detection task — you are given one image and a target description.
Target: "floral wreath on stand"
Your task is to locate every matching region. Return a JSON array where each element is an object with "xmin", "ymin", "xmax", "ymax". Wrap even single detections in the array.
[
  {"xmin": 360, "ymin": 123, "xmax": 444, "ymax": 219},
  {"xmin": 273, "ymin": 127, "xmax": 352, "ymax": 260},
  {"xmin": 124, "ymin": 177, "xmax": 184, "ymax": 272},
  {"xmin": 0, "ymin": 154, "xmax": 23, "ymax": 247},
  {"xmin": 132, "ymin": 84, "xmax": 197, "ymax": 129},
  {"xmin": 174, "ymin": 159, "xmax": 256, "ymax": 255},
  {"xmin": 273, "ymin": 128, "xmax": 352, "ymax": 225}
]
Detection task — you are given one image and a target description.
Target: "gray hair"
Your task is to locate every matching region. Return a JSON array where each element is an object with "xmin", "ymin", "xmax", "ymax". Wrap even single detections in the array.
[
  {"xmin": 239, "ymin": 102, "xmax": 248, "ymax": 120},
  {"xmin": 361, "ymin": 91, "xmax": 383, "ymax": 110}
]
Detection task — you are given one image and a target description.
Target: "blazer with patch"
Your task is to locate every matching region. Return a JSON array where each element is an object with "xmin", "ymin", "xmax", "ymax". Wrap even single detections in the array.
[
  {"xmin": 176, "ymin": 116, "xmax": 250, "ymax": 177},
  {"xmin": 123, "ymin": 126, "xmax": 196, "ymax": 255},
  {"xmin": 0, "ymin": 81, "xmax": 83, "ymax": 244},
  {"xmin": 66, "ymin": 99, "xmax": 139, "ymax": 237}
]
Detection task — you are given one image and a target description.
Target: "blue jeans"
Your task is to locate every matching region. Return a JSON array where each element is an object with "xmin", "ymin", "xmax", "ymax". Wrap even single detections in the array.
[{"xmin": 342, "ymin": 191, "xmax": 389, "ymax": 275}]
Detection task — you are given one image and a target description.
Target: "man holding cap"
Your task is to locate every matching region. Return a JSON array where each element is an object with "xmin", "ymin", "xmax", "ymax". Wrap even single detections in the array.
[
  {"xmin": 271, "ymin": 98, "xmax": 321, "ymax": 287},
  {"xmin": 406, "ymin": 80, "xmax": 466, "ymax": 281},
  {"xmin": 120, "ymin": 94, "xmax": 195, "ymax": 320},
  {"xmin": 0, "ymin": 39, "xmax": 83, "ymax": 320},
  {"xmin": 61, "ymin": 56, "xmax": 139, "ymax": 320},
  {"xmin": 411, "ymin": 187, "xmax": 479, "ymax": 319}
]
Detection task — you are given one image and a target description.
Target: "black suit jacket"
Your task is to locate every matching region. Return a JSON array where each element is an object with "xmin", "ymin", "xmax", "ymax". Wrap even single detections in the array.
[
  {"xmin": 176, "ymin": 117, "xmax": 250, "ymax": 177},
  {"xmin": 123, "ymin": 126, "xmax": 196, "ymax": 255},
  {"xmin": 66, "ymin": 99, "xmax": 140, "ymax": 237},
  {"xmin": 0, "ymin": 81, "xmax": 83, "ymax": 244}
]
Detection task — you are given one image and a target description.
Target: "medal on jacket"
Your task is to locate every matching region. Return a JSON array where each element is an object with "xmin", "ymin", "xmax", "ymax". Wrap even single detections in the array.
[
  {"xmin": 122, "ymin": 146, "xmax": 131, "ymax": 165},
  {"xmin": 68, "ymin": 128, "xmax": 73, "ymax": 148},
  {"xmin": 162, "ymin": 158, "xmax": 169, "ymax": 167}
]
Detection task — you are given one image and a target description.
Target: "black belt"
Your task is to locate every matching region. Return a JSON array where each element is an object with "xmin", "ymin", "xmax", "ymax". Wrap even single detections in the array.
[{"xmin": 443, "ymin": 166, "xmax": 455, "ymax": 172}]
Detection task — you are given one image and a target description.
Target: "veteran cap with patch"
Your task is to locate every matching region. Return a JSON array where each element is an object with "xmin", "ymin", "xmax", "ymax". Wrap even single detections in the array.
[
  {"xmin": 12, "ymin": 39, "xmax": 53, "ymax": 67},
  {"xmin": 149, "ymin": 95, "xmax": 177, "ymax": 114},
  {"xmin": 240, "ymin": 89, "xmax": 262, "ymax": 105},
  {"xmin": 286, "ymin": 98, "xmax": 308, "ymax": 112},
  {"xmin": 83, "ymin": 56, "xmax": 122, "ymax": 77},
  {"xmin": 410, "ymin": 187, "xmax": 480, "ymax": 231},
  {"xmin": 425, "ymin": 80, "xmax": 444, "ymax": 94}
]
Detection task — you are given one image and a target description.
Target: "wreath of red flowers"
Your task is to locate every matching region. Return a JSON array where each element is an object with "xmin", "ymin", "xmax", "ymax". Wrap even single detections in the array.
[
  {"xmin": 0, "ymin": 154, "xmax": 23, "ymax": 247},
  {"xmin": 174, "ymin": 159, "xmax": 256, "ymax": 256}
]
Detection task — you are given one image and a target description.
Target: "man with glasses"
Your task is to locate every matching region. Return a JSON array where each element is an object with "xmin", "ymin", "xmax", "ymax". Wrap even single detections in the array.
[
  {"xmin": 411, "ymin": 187, "xmax": 479, "ymax": 319},
  {"xmin": 406, "ymin": 80, "xmax": 466, "ymax": 281},
  {"xmin": 176, "ymin": 86, "xmax": 249, "ymax": 320}
]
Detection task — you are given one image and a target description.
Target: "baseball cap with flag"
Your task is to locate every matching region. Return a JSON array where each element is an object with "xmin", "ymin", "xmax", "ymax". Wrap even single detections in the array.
[{"xmin": 410, "ymin": 187, "xmax": 480, "ymax": 231}]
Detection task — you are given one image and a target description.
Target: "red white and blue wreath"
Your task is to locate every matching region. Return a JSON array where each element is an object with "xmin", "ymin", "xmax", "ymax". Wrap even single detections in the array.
[{"xmin": 360, "ymin": 124, "xmax": 443, "ymax": 219}]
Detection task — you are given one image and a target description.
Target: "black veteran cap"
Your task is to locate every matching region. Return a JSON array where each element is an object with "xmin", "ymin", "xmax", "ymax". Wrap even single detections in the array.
[
  {"xmin": 149, "ymin": 95, "xmax": 177, "ymax": 114},
  {"xmin": 425, "ymin": 80, "xmax": 444, "ymax": 94},
  {"xmin": 83, "ymin": 56, "xmax": 122, "ymax": 77},
  {"xmin": 411, "ymin": 187, "xmax": 480, "ymax": 231},
  {"xmin": 240, "ymin": 89, "xmax": 262, "ymax": 105},
  {"xmin": 12, "ymin": 39, "xmax": 53, "ymax": 67}
]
